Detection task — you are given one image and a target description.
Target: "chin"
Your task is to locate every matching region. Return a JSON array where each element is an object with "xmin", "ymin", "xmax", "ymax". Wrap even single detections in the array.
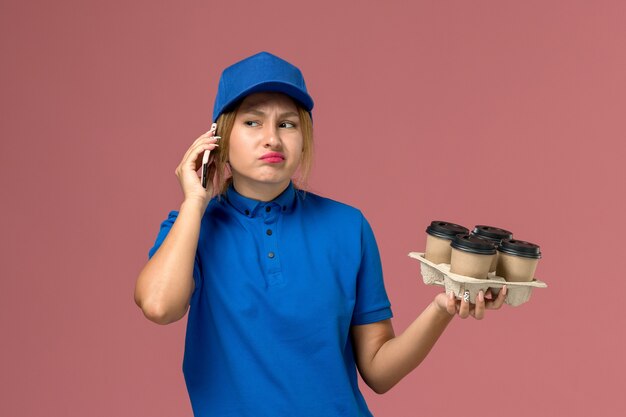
[
  {"xmin": 233, "ymin": 167, "xmax": 297, "ymax": 188},
  {"xmin": 255, "ymin": 170, "xmax": 296, "ymax": 184},
  {"xmin": 256, "ymin": 176, "xmax": 290, "ymax": 185}
]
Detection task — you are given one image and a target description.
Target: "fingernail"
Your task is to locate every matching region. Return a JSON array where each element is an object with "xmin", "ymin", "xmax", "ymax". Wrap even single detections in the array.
[
  {"xmin": 463, "ymin": 290, "xmax": 470, "ymax": 303},
  {"xmin": 478, "ymin": 290, "xmax": 484, "ymax": 302},
  {"xmin": 448, "ymin": 291, "xmax": 454, "ymax": 300},
  {"xmin": 213, "ymin": 136, "xmax": 222, "ymax": 140},
  {"xmin": 503, "ymin": 285, "xmax": 508, "ymax": 295}
]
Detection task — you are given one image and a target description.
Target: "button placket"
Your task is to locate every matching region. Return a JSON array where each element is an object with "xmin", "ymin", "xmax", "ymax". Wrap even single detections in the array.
[{"xmin": 261, "ymin": 203, "xmax": 283, "ymax": 286}]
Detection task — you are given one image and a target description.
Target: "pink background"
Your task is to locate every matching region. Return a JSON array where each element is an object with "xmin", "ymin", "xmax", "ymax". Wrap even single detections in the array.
[{"xmin": 1, "ymin": 1, "xmax": 625, "ymax": 416}]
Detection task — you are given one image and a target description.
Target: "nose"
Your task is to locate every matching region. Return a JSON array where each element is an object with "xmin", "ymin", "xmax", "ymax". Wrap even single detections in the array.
[{"xmin": 263, "ymin": 124, "xmax": 282, "ymax": 149}]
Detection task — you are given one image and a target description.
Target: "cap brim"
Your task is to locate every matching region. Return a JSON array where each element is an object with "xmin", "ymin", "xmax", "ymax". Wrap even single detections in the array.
[{"xmin": 213, "ymin": 81, "xmax": 314, "ymax": 122}]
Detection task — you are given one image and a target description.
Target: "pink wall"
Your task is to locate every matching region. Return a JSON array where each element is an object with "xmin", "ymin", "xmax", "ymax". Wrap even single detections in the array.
[{"xmin": 2, "ymin": 1, "xmax": 624, "ymax": 416}]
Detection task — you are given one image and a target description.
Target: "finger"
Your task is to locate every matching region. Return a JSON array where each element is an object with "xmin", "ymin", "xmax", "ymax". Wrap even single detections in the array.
[
  {"xmin": 486, "ymin": 285, "xmax": 507, "ymax": 310},
  {"xmin": 191, "ymin": 143, "xmax": 220, "ymax": 171},
  {"xmin": 178, "ymin": 142, "xmax": 220, "ymax": 175},
  {"xmin": 181, "ymin": 134, "xmax": 211, "ymax": 164},
  {"xmin": 190, "ymin": 141, "xmax": 220, "ymax": 163},
  {"xmin": 472, "ymin": 290, "xmax": 485, "ymax": 320},
  {"xmin": 446, "ymin": 291, "xmax": 456, "ymax": 315},
  {"xmin": 186, "ymin": 135, "xmax": 221, "ymax": 158},
  {"xmin": 484, "ymin": 289, "xmax": 494, "ymax": 300},
  {"xmin": 459, "ymin": 290, "xmax": 470, "ymax": 319},
  {"xmin": 182, "ymin": 130, "xmax": 221, "ymax": 161},
  {"xmin": 192, "ymin": 129, "xmax": 219, "ymax": 147},
  {"xmin": 201, "ymin": 123, "xmax": 218, "ymax": 140}
]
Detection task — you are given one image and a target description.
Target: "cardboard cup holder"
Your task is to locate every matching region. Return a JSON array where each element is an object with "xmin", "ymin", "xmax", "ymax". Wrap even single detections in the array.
[{"xmin": 409, "ymin": 252, "xmax": 547, "ymax": 307}]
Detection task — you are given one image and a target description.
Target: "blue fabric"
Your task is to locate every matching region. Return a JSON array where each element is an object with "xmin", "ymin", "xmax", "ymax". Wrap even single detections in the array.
[
  {"xmin": 148, "ymin": 182, "xmax": 393, "ymax": 417},
  {"xmin": 212, "ymin": 51, "xmax": 314, "ymax": 122}
]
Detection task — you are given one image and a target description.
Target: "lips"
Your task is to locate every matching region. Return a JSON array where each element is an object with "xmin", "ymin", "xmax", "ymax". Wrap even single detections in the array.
[{"xmin": 260, "ymin": 152, "xmax": 285, "ymax": 163}]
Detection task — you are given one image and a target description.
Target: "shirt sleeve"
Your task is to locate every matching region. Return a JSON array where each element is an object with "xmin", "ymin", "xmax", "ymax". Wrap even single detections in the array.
[
  {"xmin": 351, "ymin": 214, "xmax": 393, "ymax": 326},
  {"xmin": 148, "ymin": 210, "xmax": 203, "ymax": 292}
]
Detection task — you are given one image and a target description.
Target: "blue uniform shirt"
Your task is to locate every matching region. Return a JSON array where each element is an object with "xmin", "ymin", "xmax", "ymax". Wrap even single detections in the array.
[{"xmin": 148, "ymin": 182, "xmax": 393, "ymax": 416}]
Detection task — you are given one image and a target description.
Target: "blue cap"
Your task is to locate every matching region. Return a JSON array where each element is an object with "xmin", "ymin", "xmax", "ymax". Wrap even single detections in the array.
[{"xmin": 212, "ymin": 51, "xmax": 314, "ymax": 122}]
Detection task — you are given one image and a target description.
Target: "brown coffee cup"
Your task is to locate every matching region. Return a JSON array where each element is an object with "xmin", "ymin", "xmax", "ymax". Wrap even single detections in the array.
[
  {"xmin": 470, "ymin": 225, "xmax": 513, "ymax": 272},
  {"xmin": 449, "ymin": 234, "xmax": 497, "ymax": 279},
  {"xmin": 496, "ymin": 239, "xmax": 541, "ymax": 282},
  {"xmin": 424, "ymin": 221, "xmax": 469, "ymax": 264}
]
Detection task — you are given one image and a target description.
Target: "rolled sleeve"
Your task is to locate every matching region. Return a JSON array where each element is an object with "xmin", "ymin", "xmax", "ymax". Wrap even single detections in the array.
[{"xmin": 148, "ymin": 210, "xmax": 202, "ymax": 292}]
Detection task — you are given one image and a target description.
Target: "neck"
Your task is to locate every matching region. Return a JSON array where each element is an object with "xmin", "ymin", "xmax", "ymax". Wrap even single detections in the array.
[{"xmin": 232, "ymin": 178, "xmax": 290, "ymax": 202}]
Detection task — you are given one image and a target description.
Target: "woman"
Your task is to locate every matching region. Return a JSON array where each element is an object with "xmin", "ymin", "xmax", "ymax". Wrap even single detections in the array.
[{"xmin": 134, "ymin": 51, "xmax": 506, "ymax": 416}]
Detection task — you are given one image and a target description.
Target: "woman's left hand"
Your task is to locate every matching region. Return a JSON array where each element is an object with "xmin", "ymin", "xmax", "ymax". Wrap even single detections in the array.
[{"xmin": 433, "ymin": 286, "xmax": 507, "ymax": 320}]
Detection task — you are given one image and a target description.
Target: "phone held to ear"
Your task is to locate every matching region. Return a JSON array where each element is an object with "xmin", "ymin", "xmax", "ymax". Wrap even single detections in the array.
[{"xmin": 201, "ymin": 123, "xmax": 219, "ymax": 189}]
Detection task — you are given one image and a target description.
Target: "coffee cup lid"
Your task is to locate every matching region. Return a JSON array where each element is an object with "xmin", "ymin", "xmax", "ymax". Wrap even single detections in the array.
[
  {"xmin": 450, "ymin": 234, "xmax": 497, "ymax": 255},
  {"xmin": 471, "ymin": 225, "xmax": 513, "ymax": 242},
  {"xmin": 498, "ymin": 239, "xmax": 542, "ymax": 259},
  {"xmin": 426, "ymin": 221, "xmax": 469, "ymax": 240}
]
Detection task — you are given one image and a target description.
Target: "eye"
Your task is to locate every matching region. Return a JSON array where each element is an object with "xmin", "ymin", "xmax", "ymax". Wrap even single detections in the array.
[
  {"xmin": 279, "ymin": 121, "xmax": 297, "ymax": 128},
  {"xmin": 244, "ymin": 120, "xmax": 260, "ymax": 127}
]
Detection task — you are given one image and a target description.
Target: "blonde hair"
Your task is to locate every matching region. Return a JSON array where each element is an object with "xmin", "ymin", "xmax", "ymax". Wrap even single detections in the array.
[{"xmin": 211, "ymin": 101, "xmax": 314, "ymax": 196}]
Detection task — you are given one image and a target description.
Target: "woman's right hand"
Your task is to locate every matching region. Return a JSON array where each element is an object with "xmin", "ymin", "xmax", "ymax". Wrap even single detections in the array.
[{"xmin": 175, "ymin": 128, "xmax": 220, "ymax": 211}]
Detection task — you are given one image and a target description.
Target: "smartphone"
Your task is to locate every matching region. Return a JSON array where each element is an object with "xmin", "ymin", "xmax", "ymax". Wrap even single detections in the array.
[{"xmin": 201, "ymin": 123, "xmax": 218, "ymax": 189}]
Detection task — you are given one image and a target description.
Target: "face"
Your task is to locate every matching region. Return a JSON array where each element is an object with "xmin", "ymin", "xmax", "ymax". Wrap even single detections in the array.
[{"xmin": 228, "ymin": 92, "xmax": 304, "ymax": 197}]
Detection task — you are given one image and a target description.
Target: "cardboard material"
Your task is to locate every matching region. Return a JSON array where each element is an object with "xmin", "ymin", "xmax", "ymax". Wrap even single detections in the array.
[
  {"xmin": 489, "ymin": 252, "xmax": 499, "ymax": 272},
  {"xmin": 496, "ymin": 252, "xmax": 539, "ymax": 282},
  {"xmin": 450, "ymin": 247, "xmax": 494, "ymax": 279},
  {"xmin": 409, "ymin": 252, "xmax": 547, "ymax": 307},
  {"xmin": 424, "ymin": 234, "xmax": 453, "ymax": 264}
]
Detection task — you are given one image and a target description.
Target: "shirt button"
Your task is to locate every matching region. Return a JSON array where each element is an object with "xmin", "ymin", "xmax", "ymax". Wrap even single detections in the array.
[
  {"xmin": 266, "ymin": 229, "xmax": 273, "ymax": 236},
  {"xmin": 244, "ymin": 209, "xmax": 250, "ymax": 216},
  {"xmin": 265, "ymin": 206, "xmax": 271, "ymax": 212},
  {"xmin": 268, "ymin": 252, "xmax": 275, "ymax": 259}
]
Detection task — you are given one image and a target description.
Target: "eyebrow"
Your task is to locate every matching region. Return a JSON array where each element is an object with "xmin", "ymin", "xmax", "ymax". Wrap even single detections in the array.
[{"xmin": 239, "ymin": 108, "xmax": 299, "ymax": 119}]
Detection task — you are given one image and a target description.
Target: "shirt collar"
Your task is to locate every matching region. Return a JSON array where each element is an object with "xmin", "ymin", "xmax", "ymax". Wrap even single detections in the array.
[{"xmin": 225, "ymin": 181, "xmax": 296, "ymax": 217}]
